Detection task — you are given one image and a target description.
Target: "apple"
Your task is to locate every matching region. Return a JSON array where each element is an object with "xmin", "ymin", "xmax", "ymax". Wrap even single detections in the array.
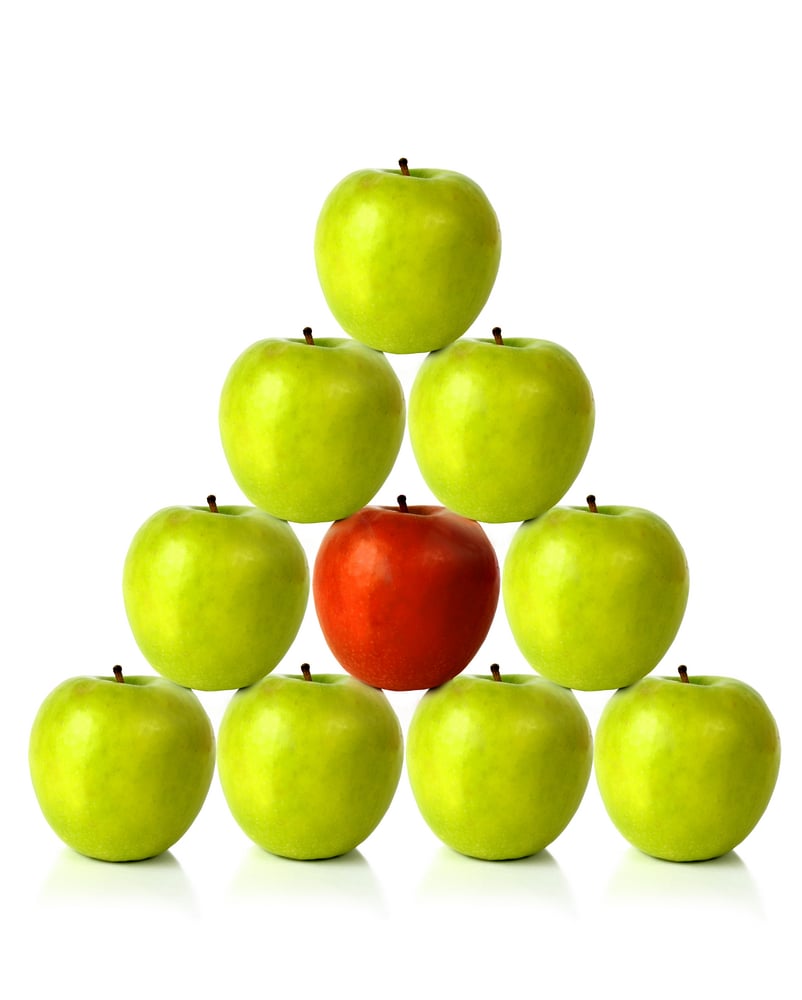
[
  {"xmin": 406, "ymin": 664, "xmax": 593, "ymax": 860},
  {"xmin": 314, "ymin": 159, "xmax": 501, "ymax": 354},
  {"xmin": 123, "ymin": 496, "xmax": 309, "ymax": 691},
  {"xmin": 408, "ymin": 327, "xmax": 595, "ymax": 522},
  {"xmin": 218, "ymin": 328, "xmax": 405, "ymax": 522},
  {"xmin": 594, "ymin": 665, "xmax": 781, "ymax": 862},
  {"xmin": 502, "ymin": 496, "xmax": 690, "ymax": 690},
  {"xmin": 217, "ymin": 663, "xmax": 404, "ymax": 860},
  {"xmin": 312, "ymin": 496, "xmax": 500, "ymax": 691},
  {"xmin": 29, "ymin": 666, "xmax": 215, "ymax": 862}
]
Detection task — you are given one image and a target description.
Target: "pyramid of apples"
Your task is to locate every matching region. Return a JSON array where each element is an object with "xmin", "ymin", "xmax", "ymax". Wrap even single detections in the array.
[{"xmin": 30, "ymin": 159, "xmax": 780, "ymax": 866}]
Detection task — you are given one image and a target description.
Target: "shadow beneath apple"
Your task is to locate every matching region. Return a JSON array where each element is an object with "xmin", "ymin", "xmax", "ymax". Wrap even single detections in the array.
[
  {"xmin": 416, "ymin": 845, "xmax": 577, "ymax": 915},
  {"xmin": 228, "ymin": 845, "xmax": 387, "ymax": 914},
  {"xmin": 38, "ymin": 847, "xmax": 199, "ymax": 913},
  {"xmin": 605, "ymin": 847, "xmax": 764, "ymax": 915}
]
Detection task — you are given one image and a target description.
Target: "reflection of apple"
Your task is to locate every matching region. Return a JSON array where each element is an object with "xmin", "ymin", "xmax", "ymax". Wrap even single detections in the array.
[
  {"xmin": 312, "ymin": 496, "xmax": 500, "ymax": 691},
  {"xmin": 29, "ymin": 667, "xmax": 215, "ymax": 862},
  {"xmin": 419, "ymin": 846, "xmax": 575, "ymax": 911},
  {"xmin": 502, "ymin": 497, "xmax": 689, "ymax": 690},
  {"xmin": 40, "ymin": 848, "xmax": 195, "ymax": 910},
  {"xmin": 407, "ymin": 665, "xmax": 592, "ymax": 860},
  {"xmin": 123, "ymin": 497, "xmax": 308, "ymax": 691},
  {"xmin": 314, "ymin": 159, "xmax": 501, "ymax": 354},
  {"xmin": 605, "ymin": 847, "xmax": 760, "ymax": 908},
  {"xmin": 217, "ymin": 664, "xmax": 403, "ymax": 860},
  {"xmin": 409, "ymin": 328, "xmax": 594, "ymax": 522},
  {"xmin": 594, "ymin": 666, "xmax": 781, "ymax": 862},
  {"xmin": 219, "ymin": 329, "xmax": 405, "ymax": 523}
]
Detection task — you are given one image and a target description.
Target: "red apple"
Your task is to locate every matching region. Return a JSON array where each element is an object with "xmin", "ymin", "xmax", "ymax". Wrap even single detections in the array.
[{"xmin": 312, "ymin": 496, "xmax": 500, "ymax": 691}]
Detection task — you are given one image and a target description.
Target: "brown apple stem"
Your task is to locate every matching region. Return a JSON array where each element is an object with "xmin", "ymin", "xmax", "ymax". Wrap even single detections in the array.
[
  {"xmin": 303, "ymin": 326, "xmax": 315, "ymax": 346},
  {"xmin": 491, "ymin": 663, "xmax": 502, "ymax": 682},
  {"xmin": 397, "ymin": 494, "xmax": 409, "ymax": 513},
  {"xmin": 301, "ymin": 663, "xmax": 312, "ymax": 682},
  {"xmin": 678, "ymin": 665, "xmax": 690, "ymax": 683},
  {"xmin": 492, "ymin": 327, "xmax": 504, "ymax": 346},
  {"xmin": 113, "ymin": 665, "xmax": 125, "ymax": 684},
  {"xmin": 399, "ymin": 158, "xmax": 410, "ymax": 176},
  {"xmin": 207, "ymin": 495, "xmax": 219, "ymax": 513},
  {"xmin": 587, "ymin": 495, "xmax": 598, "ymax": 513}
]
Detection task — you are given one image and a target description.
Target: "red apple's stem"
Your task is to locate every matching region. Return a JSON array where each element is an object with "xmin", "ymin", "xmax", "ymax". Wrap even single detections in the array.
[
  {"xmin": 492, "ymin": 327, "xmax": 504, "ymax": 346},
  {"xmin": 301, "ymin": 663, "xmax": 312, "ymax": 682},
  {"xmin": 587, "ymin": 495, "xmax": 598, "ymax": 513},
  {"xmin": 397, "ymin": 495, "xmax": 409, "ymax": 513},
  {"xmin": 303, "ymin": 326, "xmax": 315, "ymax": 346},
  {"xmin": 207, "ymin": 495, "xmax": 219, "ymax": 513},
  {"xmin": 491, "ymin": 663, "xmax": 502, "ymax": 682},
  {"xmin": 113, "ymin": 665, "xmax": 125, "ymax": 684},
  {"xmin": 678, "ymin": 665, "xmax": 690, "ymax": 683},
  {"xmin": 399, "ymin": 158, "xmax": 410, "ymax": 176}
]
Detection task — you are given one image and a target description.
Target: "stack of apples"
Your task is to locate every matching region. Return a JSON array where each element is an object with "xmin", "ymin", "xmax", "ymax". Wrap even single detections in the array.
[{"xmin": 29, "ymin": 159, "xmax": 781, "ymax": 867}]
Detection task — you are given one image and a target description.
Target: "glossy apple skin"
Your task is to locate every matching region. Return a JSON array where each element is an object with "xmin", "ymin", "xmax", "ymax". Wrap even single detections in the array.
[
  {"xmin": 314, "ymin": 166, "xmax": 501, "ymax": 354},
  {"xmin": 502, "ymin": 504, "xmax": 689, "ymax": 690},
  {"xmin": 29, "ymin": 674, "xmax": 215, "ymax": 862},
  {"xmin": 123, "ymin": 503, "xmax": 309, "ymax": 691},
  {"xmin": 407, "ymin": 672, "xmax": 592, "ymax": 860},
  {"xmin": 219, "ymin": 336, "xmax": 405, "ymax": 523},
  {"xmin": 217, "ymin": 671, "xmax": 403, "ymax": 860},
  {"xmin": 594, "ymin": 674, "xmax": 781, "ymax": 861},
  {"xmin": 313, "ymin": 503, "xmax": 500, "ymax": 691},
  {"xmin": 409, "ymin": 337, "xmax": 595, "ymax": 523}
]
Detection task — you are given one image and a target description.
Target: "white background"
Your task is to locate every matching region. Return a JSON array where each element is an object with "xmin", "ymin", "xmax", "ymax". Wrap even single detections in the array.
[{"xmin": 2, "ymin": 2, "xmax": 800, "ymax": 996}]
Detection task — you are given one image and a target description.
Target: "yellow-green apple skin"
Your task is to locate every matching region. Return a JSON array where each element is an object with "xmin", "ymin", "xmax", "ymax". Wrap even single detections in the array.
[
  {"xmin": 502, "ymin": 502, "xmax": 689, "ymax": 690},
  {"xmin": 314, "ymin": 164, "xmax": 501, "ymax": 354},
  {"xmin": 594, "ymin": 672, "xmax": 781, "ymax": 862},
  {"xmin": 29, "ymin": 672, "xmax": 215, "ymax": 862},
  {"xmin": 122, "ymin": 501, "xmax": 309, "ymax": 691},
  {"xmin": 217, "ymin": 669, "xmax": 404, "ymax": 860},
  {"xmin": 408, "ymin": 334, "xmax": 595, "ymax": 522},
  {"xmin": 219, "ymin": 335, "xmax": 405, "ymax": 522},
  {"xmin": 406, "ymin": 670, "xmax": 592, "ymax": 860}
]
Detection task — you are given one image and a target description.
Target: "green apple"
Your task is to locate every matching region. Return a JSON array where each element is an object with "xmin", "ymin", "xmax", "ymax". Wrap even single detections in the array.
[
  {"xmin": 408, "ymin": 328, "xmax": 595, "ymax": 522},
  {"xmin": 123, "ymin": 496, "xmax": 309, "ymax": 691},
  {"xmin": 595, "ymin": 666, "xmax": 781, "ymax": 862},
  {"xmin": 29, "ymin": 666, "xmax": 215, "ymax": 862},
  {"xmin": 219, "ymin": 329, "xmax": 405, "ymax": 522},
  {"xmin": 314, "ymin": 159, "xmax": 501, "ymax": 354},
  {"xmin": 502, "ymin": 497, "xmax": 689, "ymax": 690},
  {"xmin": 217, "ymin": 664, "xmax": 404, "ymax": 860},
  {"xmin": 406, "ymin": 665, "xmax": 593, "ymax": 860}
]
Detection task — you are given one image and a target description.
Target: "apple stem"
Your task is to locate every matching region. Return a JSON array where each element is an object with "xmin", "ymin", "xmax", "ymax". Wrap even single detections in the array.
[
  {"xmin": 399, "ymin": 158, "xmax": 410, "ymax": 176},
  {"xmin": 113, "ymin": 665, "xmax": 125, "ymax": 684},
  {"xmin": 397, "ymin": 495, "xmax": 409, "ymax": 513},
  {"xmin": 207, "ymin": 495, "xmax": 219, "ymax": 513},
  {"xmin": 491, "ymin": 663, "xmax": 502, "ymax": 682},
  {"xmin": 303, "ymin": 326, "xmax": 315, "ymax": 346},
  {"xmin": 301, "ymin": 663, "xmax": 312, "ymax": 682},
  {"xmin": 587, "ymin": 495, "xmax": 598, "ymax": 513},
  {"xmin": 678, "ymin": 665, "xmax": 690, "ymax": 683},
  {"xmin": 492, "ymin": 327, "xmax": 504, "ymax": 346}
]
